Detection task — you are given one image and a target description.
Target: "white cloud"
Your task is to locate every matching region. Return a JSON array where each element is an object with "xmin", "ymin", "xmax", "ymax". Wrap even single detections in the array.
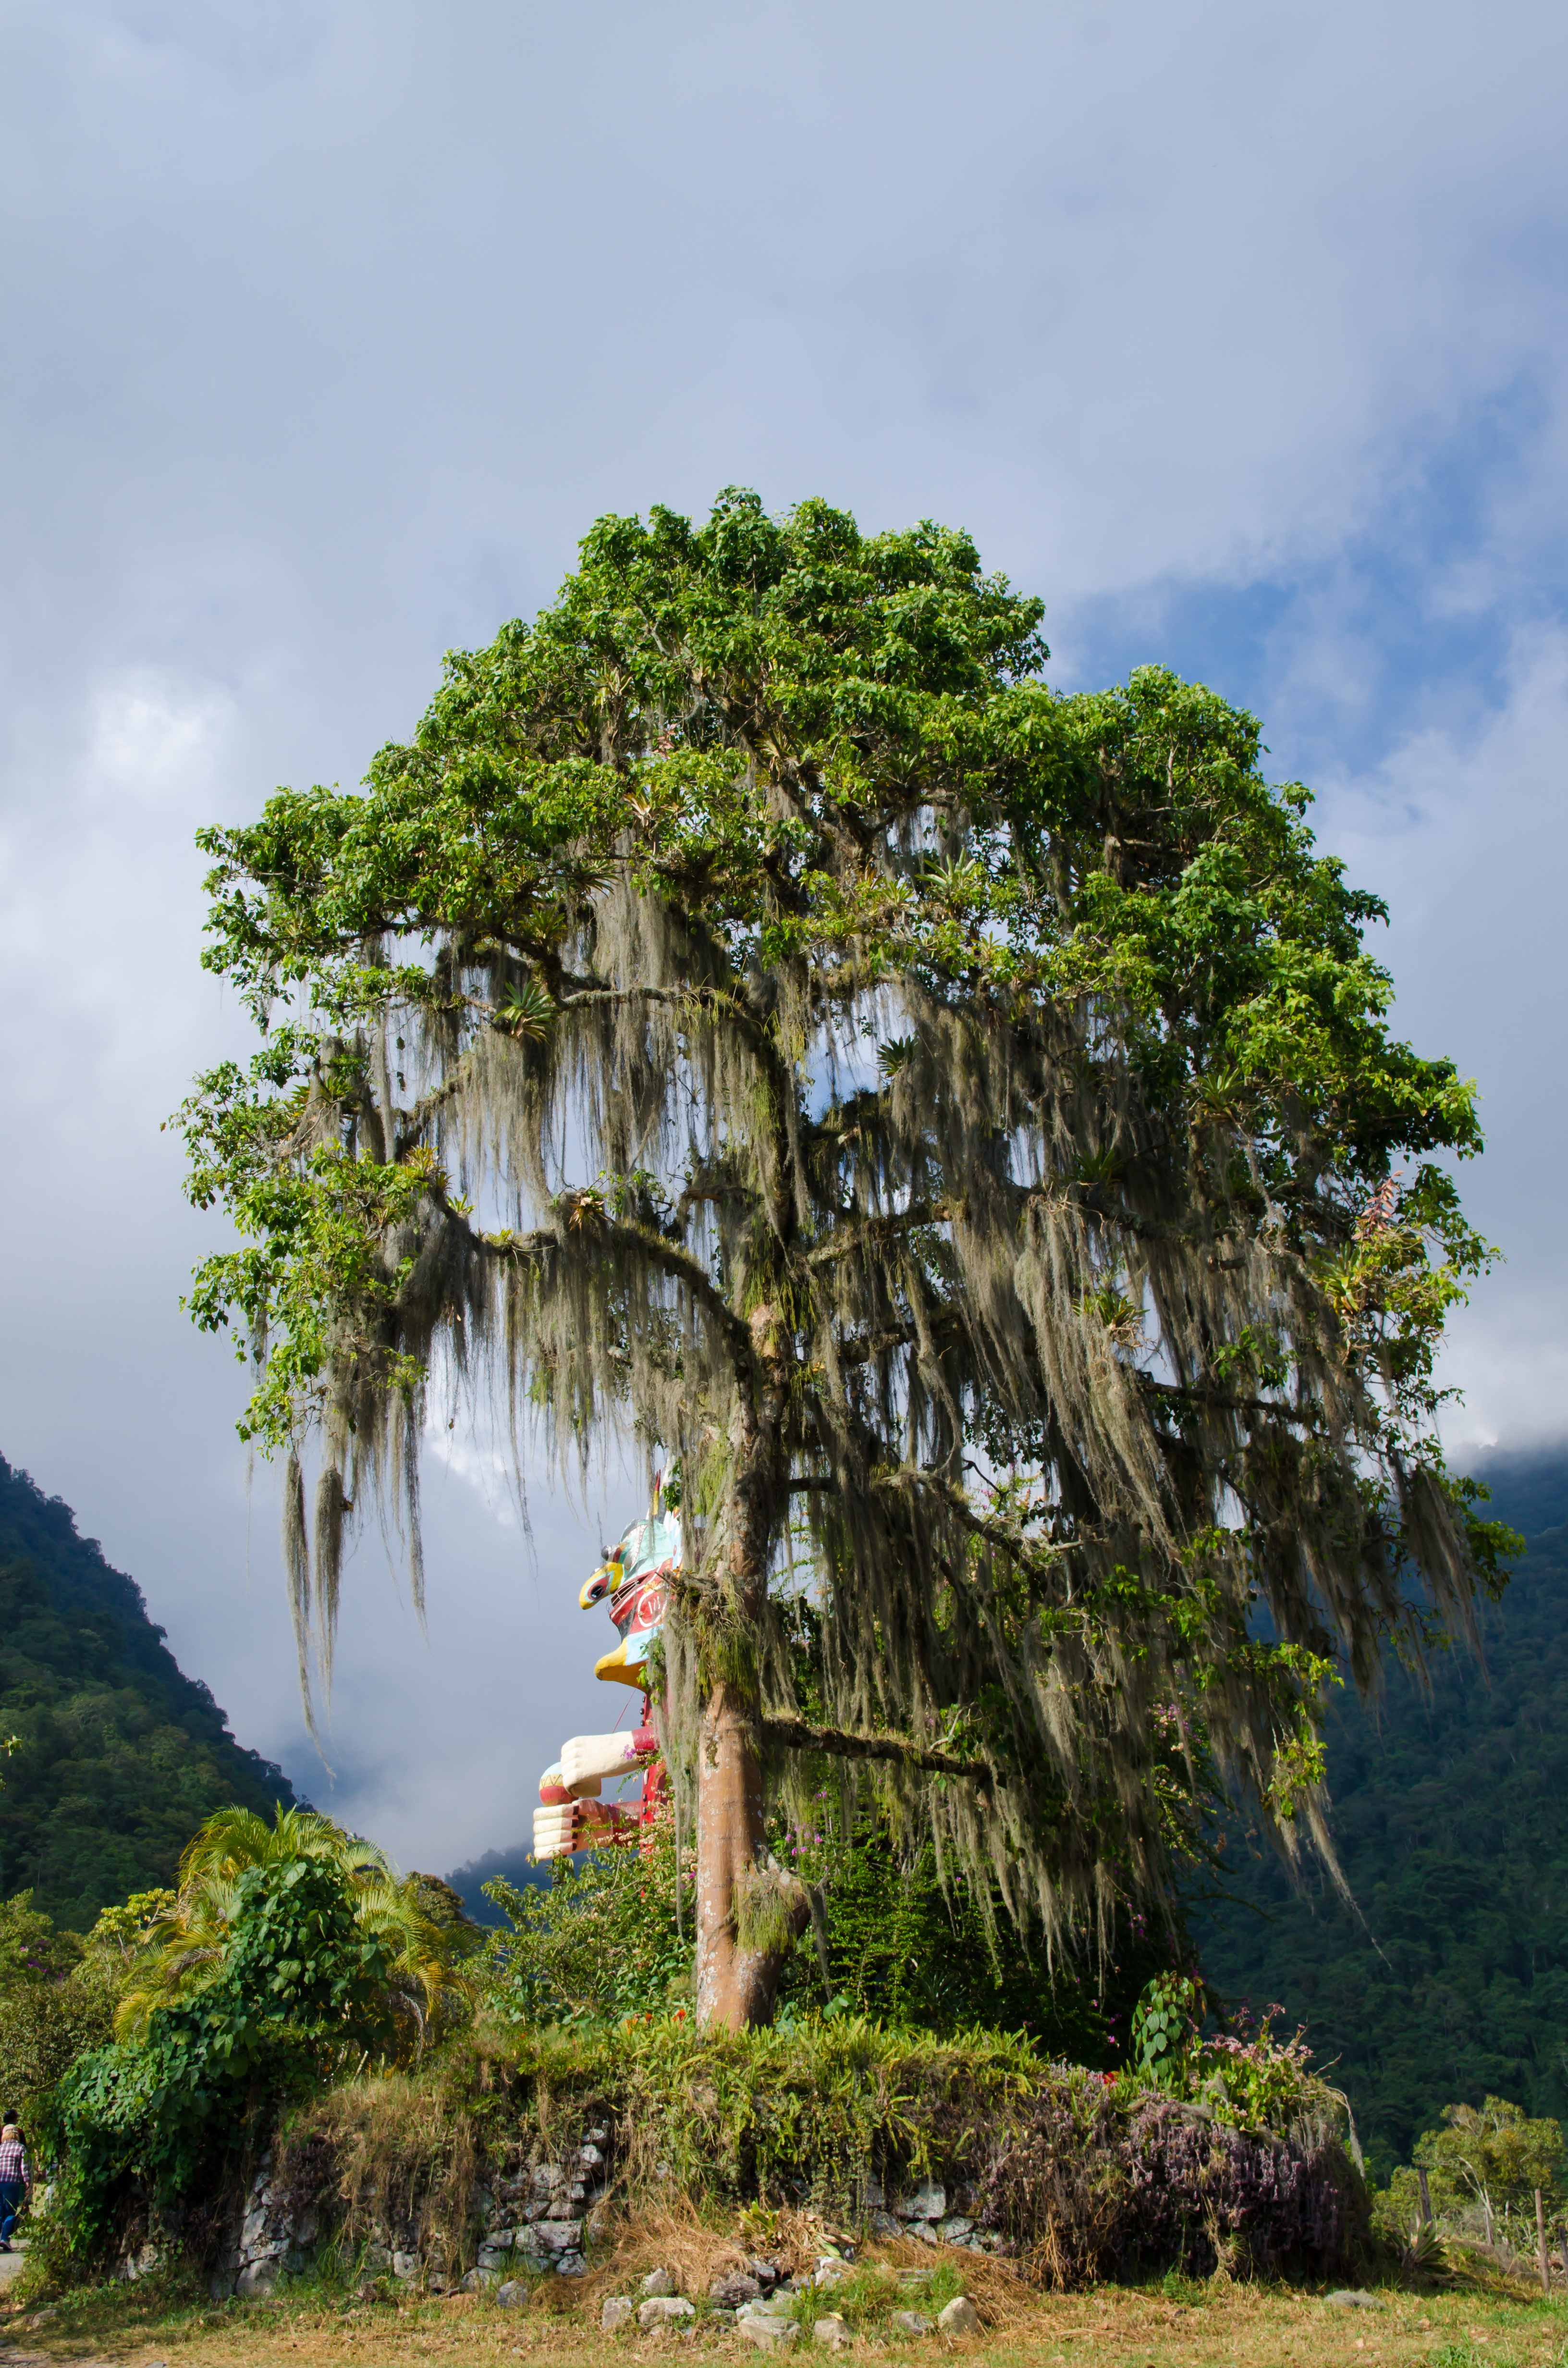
[
  {"xmin": 4, "ymin": 0, "xmax": 1568, "ymax": 1866},
  {"xmin": 1313, "ymin": 629, "xmax": 1568, "ymax": 1453}
]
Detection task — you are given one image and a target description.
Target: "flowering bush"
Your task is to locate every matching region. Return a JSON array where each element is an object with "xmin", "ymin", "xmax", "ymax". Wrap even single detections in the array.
[
  {"xmin": 1186, "ymin": 2006, "xmax": 1319, "ymax": 2131},
  {"xmin": 1127, "ymin": 1975, "xmax": 1327, "ymax": 2134},
  {"xmin": 980, "ymin": 2069, "xmax": 1364, "ymax": 2282}
]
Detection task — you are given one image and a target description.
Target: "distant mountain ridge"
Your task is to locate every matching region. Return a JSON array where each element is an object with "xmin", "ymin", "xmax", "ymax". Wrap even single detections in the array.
[
  {"xmin": 444, "ymin": 1841, "xmax": 549, "ymax": 1924},
  {"xmin": 0, "ymin": 1454, "xmax": 296, "ymax": 1927},
  {"xmin": 1188, "ymin": 1446, "xmax": 1568, "ymax": 2177}
]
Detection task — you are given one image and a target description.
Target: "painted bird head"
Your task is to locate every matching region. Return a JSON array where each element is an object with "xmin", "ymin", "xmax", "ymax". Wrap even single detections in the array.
[{"xmin": 579, "ymin": 1551, "xmax": 623, "ymax": 1610}]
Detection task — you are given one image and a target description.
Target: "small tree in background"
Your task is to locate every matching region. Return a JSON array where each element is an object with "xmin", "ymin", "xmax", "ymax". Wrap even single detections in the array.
[
  {"xmin": 0, "ymin": 1890, "xmax": 86, "ymax": 1991},
  {"xmin": 1415, "ymin": 2097, "xmax": 1565, "ymax": 2248},
  {"xmin": 0, "ymin": 1891, "xmax": 118, "ymax": 2142},
  {"xmin": 178, "ymin": 491, "xmax": 1510, "ymax": 2030}
]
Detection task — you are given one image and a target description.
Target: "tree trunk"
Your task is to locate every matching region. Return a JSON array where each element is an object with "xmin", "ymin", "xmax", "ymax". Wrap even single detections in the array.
[
  {"xmin": 695, "ymin": 1680, "xmax": 770, "ymax": 2029},
  {"xmin": 691, "ymin": 1726, "xmax": 810, "ymax": 2028},
  {"xmin": 691, "ymin": 1302, "xmax": 808, "ymax": 2032}
]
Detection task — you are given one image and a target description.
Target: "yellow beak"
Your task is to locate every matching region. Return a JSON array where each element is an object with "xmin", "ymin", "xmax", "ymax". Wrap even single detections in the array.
[
  {"xmin": 594, "ymin": 1636, "xmax": 649, "ymax": 1688},
  {"xmin": 579, "ymin": 1559, "xmax": 620, "ymax": 1611}
]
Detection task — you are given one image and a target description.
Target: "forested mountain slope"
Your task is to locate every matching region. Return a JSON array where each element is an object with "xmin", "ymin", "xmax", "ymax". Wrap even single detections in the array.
[
  {"xmin": 445, "ymin": 1842, "xmax": 547, "ymax": 1924},
  {"xmin": 0, "ymin": 1454, "xmax": 295, "ymax": 1927},
  {"xmin": 1189, "ymin": 1450, "xmax": 1568, "ymax": 2178}
]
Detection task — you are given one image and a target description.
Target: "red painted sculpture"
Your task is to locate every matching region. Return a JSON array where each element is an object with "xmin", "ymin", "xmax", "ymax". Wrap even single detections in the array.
[{"xmin": 530, "ymin": 1480, "xmax": 678, "ymax": 1860}]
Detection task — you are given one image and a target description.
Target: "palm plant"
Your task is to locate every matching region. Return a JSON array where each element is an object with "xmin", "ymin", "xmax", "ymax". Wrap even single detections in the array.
[{"xmin": 115, "ymin": 1806, "xmax": 471, "ymax": 2052}]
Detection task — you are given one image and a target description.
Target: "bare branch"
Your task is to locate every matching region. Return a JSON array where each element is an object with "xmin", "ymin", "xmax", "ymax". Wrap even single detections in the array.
[
  {"xmin": 805, "ymin": 1203, "xmax": 950, "ymax": 1267},
  {"xmin": 759, "ymin": 1714, "xmax": 999, "ymax": 1787},
  {"xmin": 874, "ymin": 1463, "xmax": 1074, "ymax": 1570}
]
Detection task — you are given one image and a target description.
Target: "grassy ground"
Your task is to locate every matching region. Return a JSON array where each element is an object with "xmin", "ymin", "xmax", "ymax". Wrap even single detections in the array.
[{"xmin": 0, "ymin": 2236, "xmax": 1562, "ymax": 2368}]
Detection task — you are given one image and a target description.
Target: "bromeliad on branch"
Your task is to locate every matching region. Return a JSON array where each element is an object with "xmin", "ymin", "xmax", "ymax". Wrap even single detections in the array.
[{"xmin": 175, "ymin": 489, "xmax": 1517, "ymax": 2029}]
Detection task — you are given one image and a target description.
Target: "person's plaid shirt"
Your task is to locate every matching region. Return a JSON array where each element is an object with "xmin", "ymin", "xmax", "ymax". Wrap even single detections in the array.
[{"xmin": 0, "ymin": 2141, "xmax": 27, "ymax": 2184}]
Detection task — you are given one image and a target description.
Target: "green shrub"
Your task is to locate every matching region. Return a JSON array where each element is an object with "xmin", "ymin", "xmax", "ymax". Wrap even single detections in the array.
[
  {"xmin": 1182, "ymin": 2013, "xmax": 1323, "ymax": 2131},
  {"xmin": 1129, "ymin": 1972, "xmax": 1201, "ymax": 2084},
  {"xmin": 772, "ymin": 1821, "xmax": 1173, "ymax": 2058},
  {"xmin": 0, "ymin": 1964, "xmax": 115, "ymax": 2129},
  {"xmin": 1122, "ymin": 1977, "xmax": 1332, "ymax": 2136},
  {"xmin": 40, "ymin": 1856, "xmax": 398, "ymax": 2272},
  {"xmin": 480, "ymin": 1821, "xmax": 693, "ymax": 2025},
  {"xmin": 481, "ymin": 1808, "xmax": 1174, "ymax": 2058}
]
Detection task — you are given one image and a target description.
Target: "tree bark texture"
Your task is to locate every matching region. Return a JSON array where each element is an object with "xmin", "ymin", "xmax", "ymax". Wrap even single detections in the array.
[
  {"xmin": 694, "ymin": 1679, "xmax": 807, "ymax": 2029},
  {"xmin": 693, "ymin": 1304, "xmax": 806, "ymax": 2030}
]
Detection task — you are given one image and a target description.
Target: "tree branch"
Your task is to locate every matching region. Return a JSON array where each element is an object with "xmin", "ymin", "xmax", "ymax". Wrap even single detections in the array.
[
  {"xmin": 828, "ymin": 1310, "xmax": 969, "ymax": 1370},
  {"xmin": 393, "ymin": 1067, "xmax": 468, "ymax": 1157},
  {"xmin": 600, "ymin": 1216, "xmax": 755, "ymax": 1368},
  {"xmin": 1132, "ymin": 1370, "xmax": 1316, "ymax": 1427},
  {"xmin": 805, "ymin": 1203, "xmax": 950, "ymax": 1267},
  {"xmin": 759, "ymin": 1714, "xmax": 999, "ymax": 1787},
  {"xmin": 456, "ymin": 1206, "xmax": 754, "ymax": 1371},
  {"xmin": 874, "ymin": 1463, "xmax": 1075, "ymax": 1568}
]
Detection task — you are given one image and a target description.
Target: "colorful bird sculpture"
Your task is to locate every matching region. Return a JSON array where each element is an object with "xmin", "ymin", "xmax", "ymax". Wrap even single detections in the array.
[{"xmin": 530, "ymin": 1478, "xmax": 677, "ymax": 1860}]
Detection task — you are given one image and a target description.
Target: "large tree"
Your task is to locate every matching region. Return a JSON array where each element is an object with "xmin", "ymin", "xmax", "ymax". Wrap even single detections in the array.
[{"xmin": 179, "ymin": 491, "xmax": 1507, "ymax": 2030}]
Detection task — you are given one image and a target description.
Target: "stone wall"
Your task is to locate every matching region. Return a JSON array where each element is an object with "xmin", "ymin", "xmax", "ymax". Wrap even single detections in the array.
[
  {"xmin": 464, "ymin": 2127, "xmax": 613, "ymax": 2285},
  {"xmin": 197, "ymin": 2054, "xmax": 1362, "ymax": 2297},
  {"xmin": 214, "ymin": 2158, "xmax": 323, "ymax": 2300},
  {"xmin": 862, "ymin": 2177, "xmax": 1006, "ymax": 2253},
  {"xmin": 209, "ymin": 2121, "xmax": 618, "ymax": 2300},
  {"xmin": 206, "ymin": 2129, "xmax": 1016, "ymax": 2300}
]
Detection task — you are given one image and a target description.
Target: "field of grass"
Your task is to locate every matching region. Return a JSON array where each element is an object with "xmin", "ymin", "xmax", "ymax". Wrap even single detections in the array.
[{"xmin": 1, "ymin": 2231, "xmax": 1563, "ymax": 2368}]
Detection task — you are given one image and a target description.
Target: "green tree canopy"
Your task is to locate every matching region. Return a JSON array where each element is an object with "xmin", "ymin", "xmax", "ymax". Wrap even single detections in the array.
[
  {"xmin": 1415, "ymin": 2096, "xmax": 1565, "ymax": 2244},
  {"xmin": 178, "ymin": 490, "xmax": 1507, "ymax": 2024}
]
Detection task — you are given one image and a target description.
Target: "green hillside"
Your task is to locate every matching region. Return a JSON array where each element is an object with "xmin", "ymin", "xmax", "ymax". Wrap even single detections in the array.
[
  {"xmin": 445, "ymin": 1842, "xmax": 549, "ymax": 1925},
  {"xmin": 0, "ymin": 1454, "xmax": 296, "ymax": 1928},
  {"xmin": 1189, "ymin": 1452, "xmax": 1568, "ymax": 2179}
]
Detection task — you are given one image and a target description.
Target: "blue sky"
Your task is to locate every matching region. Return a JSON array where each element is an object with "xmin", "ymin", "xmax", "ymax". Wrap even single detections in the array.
[{"xmin": 2, "ymin": 0, "xmax": 1565, "ymax": 1872}]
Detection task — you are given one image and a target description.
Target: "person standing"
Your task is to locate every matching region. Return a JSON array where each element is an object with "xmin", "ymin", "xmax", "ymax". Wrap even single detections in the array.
[{"xmin": 0, "ymin": 2123, "xmax": 29, "ymax": 2249}]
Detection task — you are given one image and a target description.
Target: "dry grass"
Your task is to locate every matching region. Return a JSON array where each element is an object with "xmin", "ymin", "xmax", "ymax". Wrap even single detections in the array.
[
  {"xmin": 576, "ymin": 2201, "xmax": 772, "ymax": 2310},
  {"xmin": 563, "ymin": 2210, "xmax": 1039, "ymax": 2338},
  {"xmin": 0, "ymin": 2279, "xmax": 1564, "ymax": 2368},
  {"xmin": 0, "ymin": 2213, "xmax": 1564, "ymax": 2368}
]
